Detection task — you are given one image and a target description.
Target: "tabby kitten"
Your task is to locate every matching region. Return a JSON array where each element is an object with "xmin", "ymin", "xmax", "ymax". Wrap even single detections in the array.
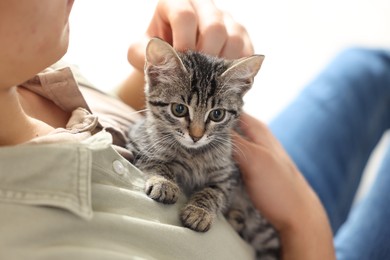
[{"xmin": 127, "ymin": 38, "xmax": 280, "ymax": 259}]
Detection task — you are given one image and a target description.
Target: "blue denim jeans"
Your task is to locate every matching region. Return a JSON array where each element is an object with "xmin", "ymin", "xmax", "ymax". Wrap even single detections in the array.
[{"xmin": 269, "ymin": 48, "xmax": 390, "ymax": 259}]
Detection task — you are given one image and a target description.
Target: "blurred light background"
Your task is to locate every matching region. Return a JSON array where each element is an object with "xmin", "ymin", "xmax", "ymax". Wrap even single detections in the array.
[{"xmin": 64, "ymin": 0, "xmax": 390, "ymax": 200}]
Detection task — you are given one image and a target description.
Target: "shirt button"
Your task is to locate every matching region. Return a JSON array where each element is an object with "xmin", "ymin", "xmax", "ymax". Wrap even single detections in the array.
[{"xmin": 112, "ymin": 160, "xmax": 126, "ymax": 175}]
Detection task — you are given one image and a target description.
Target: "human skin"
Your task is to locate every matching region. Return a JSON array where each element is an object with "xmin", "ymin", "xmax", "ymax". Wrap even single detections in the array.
[
  {"xmin": 0, "ymin": 0, "xmax": 74, "ymax": 88},
  {"xmin": 0, "ymin": 0, "xmax": 74, "ymax": 145}
]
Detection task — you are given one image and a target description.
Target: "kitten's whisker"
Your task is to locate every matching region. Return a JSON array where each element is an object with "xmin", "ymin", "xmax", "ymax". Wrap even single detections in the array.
[
  {"xmin": 145, "ymin": 138, "xmax": 179, "ymax": 166},
  {"xmin": 150, "ymin": 135, "xmax": 177, "ymax": 155},
  {"xmin": 129, "ymin": 108, "xmax": 150, "ymax": 116},
  {"xmin": 237, "ymin": 117, "xmax": 249, "ymax": 128},
  {"xmin": 210, "ymin": 136, "xmax": 233, "ymax": 157},
  {"xmin": 222, "ymin": 133, "xmax": 248, "ymax": 162},
  {"xmin": 213, "ymin": 135, "xmax": 247, "ymax": 162},
  {"xmin": 145, "ymin": 134, "xmax": 179, "ymax": 162},
  {"xmin": 137, "ymin": 108, "xmax": 150, "ymax": 113},
  {"xmin": 136, "ymin": 134, "xmax": 174, "ymax": 164},
  {"xmin": 231, "ymin": 142, "xmax": 247, "ymax": 162}
]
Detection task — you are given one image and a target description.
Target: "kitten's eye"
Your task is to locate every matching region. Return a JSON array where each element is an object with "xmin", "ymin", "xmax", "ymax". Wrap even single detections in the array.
[
  {"xmin": 209, "ymin": 109, "xmax": 225, "ymax": 122},
  {"xmin": 171, "ymin": 103, "xmax": 188, "ymax": 117}
]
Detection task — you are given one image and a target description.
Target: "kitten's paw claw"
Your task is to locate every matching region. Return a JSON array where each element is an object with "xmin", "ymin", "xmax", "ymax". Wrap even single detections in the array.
[
  {"xmin": 145, "ymin": 176, "xmax": 180, "ymax": 204},
  {"xmin": 180, "ymin": 204, "xmax": 214, "ymax": 232}
]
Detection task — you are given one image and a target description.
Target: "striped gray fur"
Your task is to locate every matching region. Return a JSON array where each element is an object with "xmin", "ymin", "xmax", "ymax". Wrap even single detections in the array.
[{"xmin": 127, "ymin": 38, "xmax": 280, "ymax": 259}]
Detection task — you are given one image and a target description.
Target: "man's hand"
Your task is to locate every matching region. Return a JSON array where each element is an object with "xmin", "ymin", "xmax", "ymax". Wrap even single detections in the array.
[
  {"xmin": 127, "ymin": 0, "xmax": 254, "ymax": 73},
  {"xmin": 233, "ymin": 112, "xmax": 335, "ymax": 260}
]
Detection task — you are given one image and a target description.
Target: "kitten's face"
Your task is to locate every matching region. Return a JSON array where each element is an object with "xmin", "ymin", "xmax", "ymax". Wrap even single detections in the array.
[
  {"xmin": 144, "ymin": 38, "xmax": 264, "ymax": 150},
  {"xmin": 153, "ymin": 89, "xmax": 240, "ymax": 149},
  {"xmin": 169, "ymin": 102, "xmax": 229, "ymax": 148}
]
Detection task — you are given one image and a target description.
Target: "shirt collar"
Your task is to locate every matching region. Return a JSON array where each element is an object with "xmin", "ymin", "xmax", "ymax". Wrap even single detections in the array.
[
  {"xmin": 0, "ymin": 140, "xmax": 95, "ymax": 220},
  {"xmin": 20, "ymin": 67, "xmax": 91, "ymax": 113}
]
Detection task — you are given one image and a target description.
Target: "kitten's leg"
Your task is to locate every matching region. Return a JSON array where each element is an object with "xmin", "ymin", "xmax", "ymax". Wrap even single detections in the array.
[
  {"xmin": 225, "ymin": 208, "xmax": 245, "ymax": 235},
  {"xmin": 141, "ymin": 164, "xmax": 180, "ymax": 204},
  {"xmin": 145, "ymin": 175, "xmax": 180, "ymax": 204},
  {"xmin": 180, "ymin": 186, "xmax": 229, "ymax": 232}
]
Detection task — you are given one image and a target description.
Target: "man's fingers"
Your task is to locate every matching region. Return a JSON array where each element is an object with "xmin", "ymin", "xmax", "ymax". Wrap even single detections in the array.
[
  {"xmin": 220, "ymin": 13, "xmax": 254, "ymax": 58},
  {"xmin": 127, "ymin": 36, "xmax": 150, "ymax": 71},
  {"xmin": 157, "ymin": 0, "xmax": 197, "ymax": 51}
]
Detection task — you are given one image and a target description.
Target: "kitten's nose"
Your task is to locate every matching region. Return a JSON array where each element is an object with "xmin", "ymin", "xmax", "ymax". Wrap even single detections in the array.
[
  {"xmin": 189, "ymin": 124, "xmax": 204, "ymax": 143},
  {"xmin": 190, "ymin": 135, "xmax": 201, "ymax": 143}
]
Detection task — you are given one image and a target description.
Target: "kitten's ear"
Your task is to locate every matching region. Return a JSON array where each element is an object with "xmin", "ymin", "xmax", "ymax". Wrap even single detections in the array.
[
  {"xmin": 221, "ymin": 55, "xmax": 264, "ymax": 95},
  {"xmin": 145, "ymin": 37, "xmax": 187, "ymax": 73}
]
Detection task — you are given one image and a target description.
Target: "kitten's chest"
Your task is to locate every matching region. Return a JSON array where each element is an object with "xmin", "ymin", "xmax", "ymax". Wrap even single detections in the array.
[{"xmin": 173, "ymin": 152, "xmax": 233, "ymax": 193}]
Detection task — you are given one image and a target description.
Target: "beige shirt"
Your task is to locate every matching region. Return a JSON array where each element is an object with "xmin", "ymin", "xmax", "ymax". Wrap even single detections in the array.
[{"xmin": 0, "ymin": 65, "xmax": 254, "ymax": 260}]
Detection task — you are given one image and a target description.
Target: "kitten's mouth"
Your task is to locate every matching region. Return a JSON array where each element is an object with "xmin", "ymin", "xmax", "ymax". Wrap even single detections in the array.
[{"xmin": 178, "ymin": 136, "xmax": 208, "ymax": 149}]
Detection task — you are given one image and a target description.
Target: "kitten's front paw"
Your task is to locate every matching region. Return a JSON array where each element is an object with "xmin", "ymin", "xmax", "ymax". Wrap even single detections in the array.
[
  {"xmin": 145, "ymin": 176, "xmax": 180, "ymax": 204},
  {"xmin": 180, "ymin": 204, "xmax": 214, "ymax": 232}
]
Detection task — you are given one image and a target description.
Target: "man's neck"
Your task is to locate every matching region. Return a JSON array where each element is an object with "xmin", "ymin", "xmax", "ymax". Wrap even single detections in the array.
[{"xmin": 0, "ymin": 87, "xmax": 54, "ymax": 146}]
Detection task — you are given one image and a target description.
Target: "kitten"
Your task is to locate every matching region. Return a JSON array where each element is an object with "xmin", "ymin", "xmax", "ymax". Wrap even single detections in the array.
[{"xmin": 127, "ymin": 38, "xmax": 280, "ymax": 259}]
